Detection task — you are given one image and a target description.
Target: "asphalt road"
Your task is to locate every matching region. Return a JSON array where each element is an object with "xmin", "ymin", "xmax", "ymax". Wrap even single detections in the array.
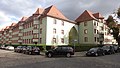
[{"xmin": 0, "ymin": 49, "xmax": 120, "ymax": 68}]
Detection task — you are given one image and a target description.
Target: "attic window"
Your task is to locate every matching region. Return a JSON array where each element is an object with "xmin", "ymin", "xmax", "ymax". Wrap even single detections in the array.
[
  {"xmin": 54, "ymin": 19, "xmax": 57, "ymax": 24},
  {"xmin": 62, "ymin": 21, "xmax": 64, "ymax": 26},
  {"xmin": 84, "ymin": 21, "xmax": 87, "ymax": 26}
]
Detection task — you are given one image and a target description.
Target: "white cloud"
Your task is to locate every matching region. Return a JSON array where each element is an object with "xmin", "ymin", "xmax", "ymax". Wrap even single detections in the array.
[
  {"xmin": 0, "ymin": 11, "xmax": 18, "ymax": 29},
  {"xmin": 0, "ymin": 0, "xmax": 120, "ymax": 30}
]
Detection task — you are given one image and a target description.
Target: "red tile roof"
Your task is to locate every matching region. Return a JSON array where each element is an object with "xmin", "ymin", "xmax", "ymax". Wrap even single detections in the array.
[
  {"xmin": 75, "ymin": 10, "xmax": 104, "ymax": 23},
  {"xmin": 4, "ymin": 26, "xmax": 10, "ymax": 30},
  {"xmin": 33, "ymin": 8, "xmax": 44, "ymax": 15},
  {"xmin": 43, "ymin": 5, "xmax": 68, "ymax": 20},
  {"xmin": 20, "ymin": 17, "xmax": 28, "ymax": 22},
  {"xmin": 93, "ymin": 13, "xmax": 104, "ymax": 19},
  {"xmin": 11, "ymin": 23, "xmax": 17, "ymax": 26},
  {"xmin": 1, "ymin": 28, "xmax": 4, "ymax": 31}
]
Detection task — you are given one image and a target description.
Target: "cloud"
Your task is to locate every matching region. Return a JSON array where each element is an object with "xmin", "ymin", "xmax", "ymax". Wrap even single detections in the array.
[
  {"xmin": 0, "ymin": 11, "xmax": 18, "ymax": 29},
  {"xmin": 0, "ymin": 0, "xmax": 120, "ymax": 29}
]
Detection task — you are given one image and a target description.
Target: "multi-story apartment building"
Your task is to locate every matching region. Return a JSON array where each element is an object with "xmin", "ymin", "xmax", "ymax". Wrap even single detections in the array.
[
  {"xmin": 0, "ymin": 5, "xmax": 116, "ymax": 46},
  {"xmin": 75, "ymin": 10, "xmax": 116, "ymax": 45},
  {"xmin": 1, "ymin": 5, "xmax": 75, "ymax": 46},
  {"xmin": 0, "ymin": 29, "xmax": 4, "ymax": 44}
]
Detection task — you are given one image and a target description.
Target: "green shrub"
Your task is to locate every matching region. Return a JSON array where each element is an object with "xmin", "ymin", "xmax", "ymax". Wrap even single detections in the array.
[{"xmin": 69, "ymin": 44, "xmax": 98, "ymax": 52}]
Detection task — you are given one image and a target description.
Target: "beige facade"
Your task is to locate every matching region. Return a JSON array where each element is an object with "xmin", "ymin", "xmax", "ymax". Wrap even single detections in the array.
[
  {"xmin": 75, "ymin": 10, "xmax": 116, "ymax": 45},
  {"xmin": 0, "ymin": 6, "xmax": 117, "ymax": 46}
]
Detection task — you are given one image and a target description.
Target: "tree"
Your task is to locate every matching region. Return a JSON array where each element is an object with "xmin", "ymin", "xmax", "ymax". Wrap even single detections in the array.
[
  {"xmin": 117, "ymin": 7, "xmax": 120, "ymax": 18},
  {"xmin": 106, "ymin": 15, "xmax": 116, "ymax": 28},
  {"xmin": 106, "ymin": 15, "xmax": 119, "ymax": 45}
]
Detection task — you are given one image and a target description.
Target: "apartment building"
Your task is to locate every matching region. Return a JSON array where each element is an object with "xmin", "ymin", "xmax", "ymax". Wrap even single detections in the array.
[
  {"xmin": 75, "ymin": 10, "xmax": 116, "ymax": 45},
  {"xmin": 0, "ymin": 5, "xmax": 116, "ymax": 46},
  {"xmin": 0, "ymin": 5, "xmax": 75, "ymax": 46},
  {"xmin": 0, "ymin": 29, "xmax": 4, "ymax": 44}
]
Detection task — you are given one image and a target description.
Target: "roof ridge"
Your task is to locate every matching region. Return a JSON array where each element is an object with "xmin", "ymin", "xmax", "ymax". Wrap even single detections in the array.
[
  {"xmin": 33, "ymin": 8, "xmax": 44, "ymax": 15},
  {"xmin": 20, "ymin": 17, "xmax": 28, "ymax": 21},
  {"xmin": 85, "ymin": 10, "xmax": 96, "ymax": 19},
  {"xmin": 43, "ymin": 5, "xmax": 68, "ymax": 20}
]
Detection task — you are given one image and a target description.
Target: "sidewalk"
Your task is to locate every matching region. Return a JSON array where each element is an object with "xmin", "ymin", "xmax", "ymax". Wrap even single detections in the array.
[{"xmin": 74, "ymin": 51, "xmax": 86, "ymax": 57}]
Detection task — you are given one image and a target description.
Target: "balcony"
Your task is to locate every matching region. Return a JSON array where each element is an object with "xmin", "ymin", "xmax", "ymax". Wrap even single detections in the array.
[
  {"xmin": 34, "ymin": 20, "xmax": 39, "ymax": 25},
  {"xmin": 9, "ymin": 36, "xmax": 12, "ymax": 38},
  {"xmin": 18, "ymin": 40, "xmax": 22, "ymax": 42},
  {"xmin": 99, "ymin": 31, "xmax": 104, "ymax": 34},
  {"xmin": 18, "ymin": 33, "xmax": 23, "ymax": 36},
  {"xmin": 33, "ymin": 30, "xmax": 38, "ymax": 33},
  {"xmin": 33, "ymin": 39, "xmax": 38, "ymax": 42},
  {"xmin": 9, "ymin": 30, "xmax": 12, "ymax": 33},
  {"xmin": 9, "ymin": 41, "xmax": 12, "ymax": 43},
  {"xmin": 19, "ymin": 26, "xmax": 23, "ymax": 29}
]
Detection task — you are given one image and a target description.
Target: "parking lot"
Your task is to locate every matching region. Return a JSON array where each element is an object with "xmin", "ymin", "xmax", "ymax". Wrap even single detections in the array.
[{"xmin": 1, "ymin": 49, "xmax": 120, "ymax": 68}]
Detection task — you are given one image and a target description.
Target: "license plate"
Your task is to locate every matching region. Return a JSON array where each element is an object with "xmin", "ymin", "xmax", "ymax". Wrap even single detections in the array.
[{"xmin": 35, "ymin": 50, "xmax": 38, "ymax": 52}]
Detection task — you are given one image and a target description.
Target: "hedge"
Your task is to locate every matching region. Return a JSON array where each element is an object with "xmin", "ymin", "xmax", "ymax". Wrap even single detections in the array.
[{"xmin": 7, "ymin": 44, "xmax": 100, "ymax": 52}]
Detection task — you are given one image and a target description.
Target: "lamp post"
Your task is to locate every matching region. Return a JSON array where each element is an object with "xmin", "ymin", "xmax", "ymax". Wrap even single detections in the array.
[{"xmin": 73, "ymin": 39, "xmax": 77, "ymax": 53}]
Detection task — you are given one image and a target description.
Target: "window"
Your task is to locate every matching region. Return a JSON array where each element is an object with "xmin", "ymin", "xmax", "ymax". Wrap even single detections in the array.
[
  {"xmin": 94, "ymin": 22, "xmax": 96, "ymax": 26},
  {"xmin": 40, "ymin": 28, "xmax": 42, "ymax": 34},
  {"xmin": 61, "ymin": 30, "xmax": 64, "ymax": 34},
  {"xmin": 54, "ymin": 19, "xmax": 57, "ymax": 24},
  {"xmin": 101, "ymin": 27, "xmax": 104, "ymax": 30},
  {"xmin": 97, "ymin": 30, "xmax": 99, "ymax": 34},
  {"xmin": 53, "ymin": 38, "xmax": 56, "ymax": 43},
  {"xmin": 34, "ymin": 25, "xmax": 37, "ymax": 29},
  {"xmin": 61, "ymin": 38, "xmax": 64, "ymax": 43},
  {"xmin": 94, "ymin": 37, "xmax": 97, "ymax": 42},
  {"xmin": 97, "ymin": 38, "xmax": 99, "ymax": 42},
  {"xmin": 40, "ymin": 19, "xmax": 42, "ymax": 24},
  {"xmin": 84, "ymin": 37, "xmax": 88, "ymax": 42},
  {"xmin": 84, "ymin": 29, "xmax": 88, "ymax": 34},
  {"xmin": 97, "ymin": 22, "xmax": 98, "ymax": 26},
  {"xmin": 62, "ymin": 21, "xmax": 64, "ymax": 26},
  {"xmin": 84, "ymin": 21, "xmax": 87, "ymax": 26},
  {"xmin": 29, "ymin": 39, "xmax": 31, "ymax": 43},
  {"xmin": 94, "ymin": 29, "xmax": 96, "ymax": 34},
  {"xmin": 40, "ymin": 38, "xmax": 42, "ymax": 43},
  {"xmin": 30, "ymin": 31, "xmax": 31, "ymax": 35},
  {"xmin": 53, "ymin": 28, "xmax": 56, "ymax": 34},
  {"xmin": 30, "ymin": 22, "xmax": 31, "ymax": 27},
  {"xmin": 34, "ymin": 34, "xmax": 37, "ymax": 38}
]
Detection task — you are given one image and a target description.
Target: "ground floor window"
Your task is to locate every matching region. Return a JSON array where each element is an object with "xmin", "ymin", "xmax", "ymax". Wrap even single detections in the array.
[{"xmin": 84, "ymin": 37, "xmax": 88, "ymax": 42}]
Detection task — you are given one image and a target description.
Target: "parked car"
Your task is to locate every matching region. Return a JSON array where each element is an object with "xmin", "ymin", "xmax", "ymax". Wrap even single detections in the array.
[
  {"xmin": 45, "ymin": 46, "xmax": 74, "ymax": 58},
  {"xmin": 22, "ymin": 46, "xmax": 27, "ymax": 54},
  {"xmin": 0, "ymin": 45, "xmax": 6, "ymax": 49},
  {"xmin": 101, "ymin": 45, "xmax": 115, "ymax": 55},
  {"xmin": 86, "ymin": 47, "xmax": 105, "ymax": 57},
  {"xmin": 113, "ymin": 44, "xmax": 120, "ymax": 53},
  {"xmin": 14, "ymin": 46, "xmax": 24, "ymax": 53},
  {"xmin": 5, "ymin": 46, "xmax": 14, "ymax": 51},
  {"xmin": 25, "ymin": 46, "xmax": 40, "ymax": 55}
]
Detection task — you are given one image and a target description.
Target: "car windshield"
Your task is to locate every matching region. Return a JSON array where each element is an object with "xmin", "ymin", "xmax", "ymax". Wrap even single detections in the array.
[
  {"xmin": 102, "ymin": 46, "xmax": 110, "ymax": 49},
  {"xmin": 89, "ymin": 48, "xmax": 98, "ymax": 51}
]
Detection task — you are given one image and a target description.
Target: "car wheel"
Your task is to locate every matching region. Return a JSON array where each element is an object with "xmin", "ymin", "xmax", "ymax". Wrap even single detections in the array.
[
  {"xmin": 102, "ymin": 53, "xmax": 105, "ymax": 56},
  {"xmin": 29, "ymin": 52, "xmax": 32, "ymax": 55},
  {"xmin": 48, "ymin": 53, "xmax": 52, "ymax": 58},
  {"xmin": 95, "ymin": 53, "xmax": 98, "ymax": 57},
  {"xmin": 23, "ymin": 51, "xmax": 25, "ymax": 54},
  {"xmin": 66, "ymin": 53, "xmax": 71, "ymax": 57}
]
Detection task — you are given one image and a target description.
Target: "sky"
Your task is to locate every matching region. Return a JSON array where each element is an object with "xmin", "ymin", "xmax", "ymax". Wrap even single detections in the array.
[{"xmin": 0, "ymin": 0, "xmax": 120, "ymax": 29}]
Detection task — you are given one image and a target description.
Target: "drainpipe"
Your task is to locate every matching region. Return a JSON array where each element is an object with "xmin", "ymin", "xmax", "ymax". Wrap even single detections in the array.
[{"xmin": 77, "ymin": 23, "xmax": 80, "ymax": 44}]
